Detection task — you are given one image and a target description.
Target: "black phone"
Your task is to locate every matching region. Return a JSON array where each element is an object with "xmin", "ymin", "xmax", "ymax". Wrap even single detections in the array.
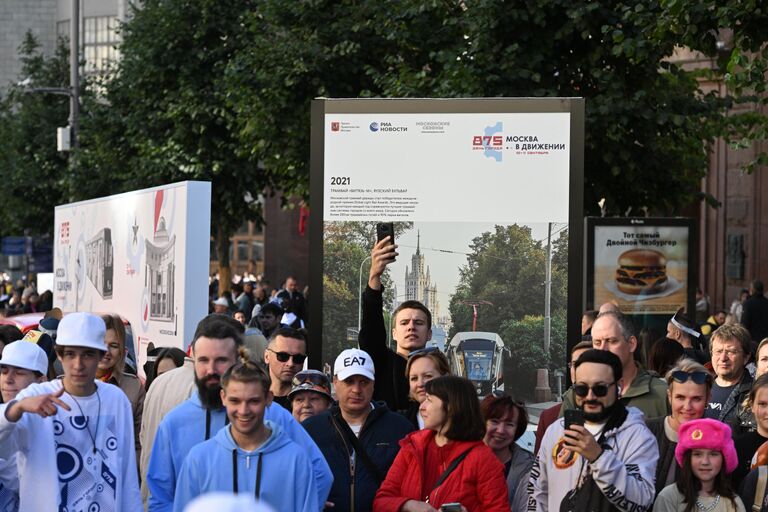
[
  {"xmin": 376, "ymin": 222, "xmax": 395, "ymax": 245},
  {"xmin": 440, "ymin": 504, "xmax": 462, "ymax": 512},
  {"xmin": 564, "ymin": 409, "xmax": 585, "ymax": 430}
]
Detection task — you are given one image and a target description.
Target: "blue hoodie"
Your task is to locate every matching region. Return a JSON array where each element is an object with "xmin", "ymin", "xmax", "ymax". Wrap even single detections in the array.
[
  {"xmin": 147, "ymin": 392, "xmax": 332, "ymax": 512},
  {"xmin": 173, "ymin": 420, "xmax": 316, "ymax": 512}
]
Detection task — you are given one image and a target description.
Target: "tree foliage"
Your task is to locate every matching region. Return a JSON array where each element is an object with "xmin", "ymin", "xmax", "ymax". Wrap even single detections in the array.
[
  {"xmin": 448, "ymin": 225, "xmax": 568, "ymax": 338},
  {"xmin": 0, "ymin": 34, "xmax": 78, "ymax": 236}
]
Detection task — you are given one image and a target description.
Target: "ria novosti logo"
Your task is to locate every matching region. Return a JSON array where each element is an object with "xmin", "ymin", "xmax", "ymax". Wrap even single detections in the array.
[{"xmin": 369, "ymin": 122, "xmax": 379, "ymax": 132}]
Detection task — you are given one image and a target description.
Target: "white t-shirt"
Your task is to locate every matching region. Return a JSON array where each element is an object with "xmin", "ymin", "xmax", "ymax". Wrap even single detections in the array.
[{"xmin": 0, "ymin": 379, "xmax": 141, "ymax": 511}]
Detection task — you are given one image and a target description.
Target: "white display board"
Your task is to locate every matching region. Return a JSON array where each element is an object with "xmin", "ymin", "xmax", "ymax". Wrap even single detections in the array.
[
  {"xmin": 323, "ymin": 113, "xmax": 571, "ymax": 223},
  {"xmin": 53, "ymin": 181, "xmax": 211, "ymax": 365}
]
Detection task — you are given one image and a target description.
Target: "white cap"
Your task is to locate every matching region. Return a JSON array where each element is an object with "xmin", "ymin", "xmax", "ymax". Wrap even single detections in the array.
[
  {"xmin": 213, "ymin": 297, "xmax": 229, "ymax": 307},
  {"xmin": 334, "ymin": 348, "xmax": 375, "ymax": 381},
  {"xmin": 56, "ymin": 312, "xmax": 107, "ymax": 352},
  {"xmin": 184, "ymin": 493, "xmax": 275, "ymax": 512},
  {"xmin": 0, "ymin": 340, "xmax": 48, "ymax": 375}
]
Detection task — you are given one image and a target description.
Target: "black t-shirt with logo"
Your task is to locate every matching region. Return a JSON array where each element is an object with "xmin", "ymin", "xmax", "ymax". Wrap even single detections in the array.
[{"xmin": 706, "ymin": 382, "xmax": 736, "ymax": 419}]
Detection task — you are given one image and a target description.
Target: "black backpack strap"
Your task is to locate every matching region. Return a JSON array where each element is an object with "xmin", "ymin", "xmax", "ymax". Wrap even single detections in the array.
[
  {"xmin": 330, "ymin": 411, "xmax": 385, "ymax": 484},
  {"xmin": 425, "ymin": 446, "xmax": 475, "ymax": 502}
]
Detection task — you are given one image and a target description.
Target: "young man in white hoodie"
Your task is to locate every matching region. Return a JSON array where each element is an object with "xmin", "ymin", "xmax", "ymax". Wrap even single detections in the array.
[
  {"xmin": 529, "ymin": 349, "xmax": 658, "ymax": 512},
  {"xmin": 173, "ymin": 352, "xmax": 317, "ymax": 512},
  {"xmin": 0, "ymin": 312, "xmax": 142, "ymax": 511}
]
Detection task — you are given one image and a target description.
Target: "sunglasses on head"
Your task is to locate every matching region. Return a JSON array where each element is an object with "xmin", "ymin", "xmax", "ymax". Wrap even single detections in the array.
[
  {"xmin": 292, "ymin": 370, "xmax": 329, "ymax": 388},
  {"xmin": 573, "ymin": 382, "xmax": 616, "ymax": 398},
  {"xmin": 408, "ymin": 346, "xmax": 440, "ymax": 358},
  {"xmin": 671, "ymin": 370, "xmax": 709, "ymax": 385},
  {"xmin": 268, "ymin": 348, "xmax": 307, "ymax": 365}
]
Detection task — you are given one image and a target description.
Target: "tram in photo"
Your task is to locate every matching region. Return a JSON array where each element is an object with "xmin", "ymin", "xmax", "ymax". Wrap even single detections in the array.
[
  {"xmin": 86, "ymin": 228, "xmax": 114, "ymax": 299},
  {"xmin": 445, "ymin": 331, "xmax": 506, "ymax": 397}
]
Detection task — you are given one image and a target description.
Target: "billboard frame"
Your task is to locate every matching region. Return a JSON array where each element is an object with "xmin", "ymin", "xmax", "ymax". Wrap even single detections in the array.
[{"xmin": 309, "ymin": 98, "xmax": 585, "ymax": 369}]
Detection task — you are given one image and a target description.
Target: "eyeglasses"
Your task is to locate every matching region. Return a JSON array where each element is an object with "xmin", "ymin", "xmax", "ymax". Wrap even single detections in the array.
[
  {"xmin": 292, "ymin": 369, "xmax": 330, "ymax": 388},
  {"xmin": 408, "ymin": 346, "xmax": 440, "ymax": 358},
  {"xmin": 267, "ymin": 348, "xmax": 307, "ymax": 365},
  {"xmin": 671, "ymin": 370, "xmax": 710, "ymax": 385},
  {"xmin": 573, "ymin": 382, "xmax": 616, "ymax": 398}
]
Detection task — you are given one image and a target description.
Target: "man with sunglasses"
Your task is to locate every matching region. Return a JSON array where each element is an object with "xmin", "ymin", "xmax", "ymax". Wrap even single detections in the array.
[
  {"xmin": 263, "ymin": 327, "xmax": 308, "ymax": 410},
  {"xmin": 359, "ymin": 236, "xmax": 434, "ymax": 412},
  {"xmin": 704, "ymin": 323, "xmax": 754, "ymax": 436},
  {"xmin": 146, "ymin": 315, "xmax": 332, "ymax": 512},
  {"xmin": 530, "ymin": 349, "xmax": 658, "ymax": 512},
  {"xmin": 560, "ymin": 310, "xmax": 669, "ymax": 420}
]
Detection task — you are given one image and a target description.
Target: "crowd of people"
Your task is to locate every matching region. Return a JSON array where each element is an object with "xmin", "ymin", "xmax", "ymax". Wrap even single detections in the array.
[{"xmin": 3, "ymin": 245, "xmax": 768, "ymax": 511}]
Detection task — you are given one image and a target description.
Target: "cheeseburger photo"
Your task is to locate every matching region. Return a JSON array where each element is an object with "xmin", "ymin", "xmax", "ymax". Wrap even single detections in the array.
[{"xmin": 615, "ymin": 249, "xmax": 668, "ymax": 295}]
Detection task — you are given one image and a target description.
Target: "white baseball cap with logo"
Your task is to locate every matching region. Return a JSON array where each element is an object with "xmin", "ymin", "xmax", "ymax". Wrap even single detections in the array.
[
  {"xmin": 334, "ymin": 348, "xmax": 375, "ymax": 381},
  {"xmin": 0, "ymin": 340, "xmax": 48, "ymax": 375},
  {"xmin": 56, "ymin": 312, "xmax": 107, "ymax": 352}
]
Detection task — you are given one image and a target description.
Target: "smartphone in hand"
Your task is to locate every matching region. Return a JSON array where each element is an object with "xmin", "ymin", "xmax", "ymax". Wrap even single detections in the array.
[
  {"xmin": 376, "ymin": 222, "xmax": 395, "ymax": 245},
  {"xmin": 440, "ymin": 504, "xmax": 462, "ymax": 512},
  {"xmin": 564, "ymin": 409, "xmax": 585, "ymax": 430}
]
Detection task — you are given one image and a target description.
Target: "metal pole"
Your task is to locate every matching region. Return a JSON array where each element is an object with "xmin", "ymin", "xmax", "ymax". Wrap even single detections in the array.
[
  {"xmin": 544, "ymin": 222, "xmax": 552, "ymax": 356},
  {"xmin": 69, "ymin": 0, "xmax": 79, "ymax": 148},
  {"xmin": 357, "ymin": 255, "xmax": 371, "ymax": 331}
]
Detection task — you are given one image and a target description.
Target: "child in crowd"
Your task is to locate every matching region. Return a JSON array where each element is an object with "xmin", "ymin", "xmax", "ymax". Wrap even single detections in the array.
[{"xmin": 654, "ymin": 418, "xmax": 745, "ymax": 512}]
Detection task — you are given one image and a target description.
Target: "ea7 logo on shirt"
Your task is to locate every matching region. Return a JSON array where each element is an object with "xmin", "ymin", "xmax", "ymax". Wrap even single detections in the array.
[{"xmin": 344, "ymin": 356, "xmax": 366, "ymax": 367}]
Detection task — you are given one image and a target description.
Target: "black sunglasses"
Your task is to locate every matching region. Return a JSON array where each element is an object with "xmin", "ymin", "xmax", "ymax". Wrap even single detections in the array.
[
  {"xmin": 292, "ymin": 370, "xmax": 329, "ymax": 388},
  {"xmin": 573, "ymin": 382, "xmax": 616, "ymax": 398},
  {"xmin": 408, "ymin": 346, "xmax": 440, "ymax": 358},
  {"xmin": 671, "ymin": 370, "xmax": 709, "ymax": 385},
  {"xmin": 268, "ymin": 348, "xmax": 307, "ymax": 365}
]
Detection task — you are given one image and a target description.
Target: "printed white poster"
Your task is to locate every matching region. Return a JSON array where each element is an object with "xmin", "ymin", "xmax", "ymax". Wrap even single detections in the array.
[{"xmin": 53, "ymin": 181, "xmax": 211, "ymax": 366}]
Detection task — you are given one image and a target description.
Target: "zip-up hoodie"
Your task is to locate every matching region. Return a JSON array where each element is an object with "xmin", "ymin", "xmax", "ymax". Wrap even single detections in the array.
[
  {"xmin": 147, "ymin": 391, "xmax": 332, "ymax": 512},
  {"xmin": 173, "ymin": 420, "xmax": 316, "ymax": 512},
  {"xmin": 529, "ymin": 406, "xmax": 658, "ymax": 511}
]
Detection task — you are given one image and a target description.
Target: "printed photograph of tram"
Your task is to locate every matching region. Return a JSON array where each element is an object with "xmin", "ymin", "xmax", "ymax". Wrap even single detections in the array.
[
  {"xmin": 445, "ymin": 332, "xmax": 506, "ymax": 397},
  {"xmin": 86, "ymin": 228, "xmax": 114, "ymax": 299}
]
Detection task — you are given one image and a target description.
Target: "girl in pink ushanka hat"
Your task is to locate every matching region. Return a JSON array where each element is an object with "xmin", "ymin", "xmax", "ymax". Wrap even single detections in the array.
[{"xmin": 653, "ymin": 418, "xmax": 745, "ymax": 512}]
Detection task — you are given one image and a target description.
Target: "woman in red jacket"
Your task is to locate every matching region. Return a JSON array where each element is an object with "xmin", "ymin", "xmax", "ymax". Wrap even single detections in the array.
[{"xmin": 374, "ymin": 375, "xmax": 510, "ymax": 512}]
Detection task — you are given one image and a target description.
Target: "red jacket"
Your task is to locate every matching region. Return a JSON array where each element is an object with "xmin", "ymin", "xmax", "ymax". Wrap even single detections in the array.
[{"xmin": 373, "ymin": 430, "xmax": 510, "ymax": 512}]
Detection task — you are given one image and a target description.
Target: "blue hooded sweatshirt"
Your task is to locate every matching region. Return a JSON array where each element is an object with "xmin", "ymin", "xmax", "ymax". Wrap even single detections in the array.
[
  {"xmin": 147, "ymin": 392, "xmax": 332, "ymax": 512},
  {"xmin": 173, "ymin": 420, "xmax": 316, "ymax": 512}
]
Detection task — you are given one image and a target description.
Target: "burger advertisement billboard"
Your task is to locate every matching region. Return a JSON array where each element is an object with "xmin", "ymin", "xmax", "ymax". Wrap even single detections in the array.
[{"xmin": 585, "ymin": 217, "xmax": 696, "ymax": 317}]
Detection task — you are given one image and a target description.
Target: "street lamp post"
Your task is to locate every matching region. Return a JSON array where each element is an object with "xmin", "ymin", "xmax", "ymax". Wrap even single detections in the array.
[{"xmin": 357, "ymin": 255, "xmax": 371, "ymax": 331}]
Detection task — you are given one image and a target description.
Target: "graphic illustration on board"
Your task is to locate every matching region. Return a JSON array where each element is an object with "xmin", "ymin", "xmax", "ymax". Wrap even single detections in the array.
[
  {"xmin": 86, "ymin": 228, "xmax": 114, "ymax": 300},
  {"xmin": 144, "ymin": 190, "xmax": 176, "ymax": 323}
]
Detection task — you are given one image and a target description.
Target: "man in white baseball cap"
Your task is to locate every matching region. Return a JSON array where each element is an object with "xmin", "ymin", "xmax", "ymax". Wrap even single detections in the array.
[
  {"xmin": 0, "ymin": 312, "xmax": 141, "ymax": 510},
  {"xmin": 0, "ymin": 341, "xmax": 48, "ymax": 402},
  {"xmin": 302, "ymin": 348, "xmax": 413, "ymax": 511}
]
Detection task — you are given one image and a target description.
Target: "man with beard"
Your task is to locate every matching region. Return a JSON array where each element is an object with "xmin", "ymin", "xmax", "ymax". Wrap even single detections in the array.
[
  {"xmin": 146, "ymin": 314, "xmax": 332, "ymax": 512},
  {"xmin": 529, "ymin": 349, "xmax": 658, "ymax": 511}
]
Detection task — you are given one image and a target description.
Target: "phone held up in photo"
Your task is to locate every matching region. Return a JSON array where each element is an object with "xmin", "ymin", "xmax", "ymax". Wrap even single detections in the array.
[
  {"xmin": 376, "ymin": 222, "xmax": 396, "ymax": 262},
  {"xmin": 563, "ymin": 409, "xmax": 585, "ymax": 430}
]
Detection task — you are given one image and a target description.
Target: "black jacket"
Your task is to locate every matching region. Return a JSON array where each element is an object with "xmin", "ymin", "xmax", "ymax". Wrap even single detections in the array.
[
  {"xmin": 743, "ymin": 294, "xmax": 768, "ymax": 342},
  {"xmin": 302, "ymin": 402, "xmax": 414, "ymax": 512},
  {"xmin": 358, "ymin": 286, "xmax": 411, "ymax": 412},
  {"xmin": 646, "ymin": 416, "xmax": 677, "ymax": 498}
]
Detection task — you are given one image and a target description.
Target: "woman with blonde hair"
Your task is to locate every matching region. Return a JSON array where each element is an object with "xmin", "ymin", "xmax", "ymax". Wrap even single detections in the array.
[
  {"xmin": 98, "ymin": 314, "xmax": 145, "ymax": 457},
  {"xmin": 646, "ymin": 357, "xmax": 713, "ymax": 497},
  {"xmin": 401, "ymin": 347, "xmax": 450, "ymax": 429}
]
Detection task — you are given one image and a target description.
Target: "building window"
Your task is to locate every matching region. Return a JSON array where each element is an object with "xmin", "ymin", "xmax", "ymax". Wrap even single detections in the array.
[
  {"xmin": 83, "ymin": 16, "xmax": 120, "ymax": 74},
  {"xmin": 237, "ymin": 241, "xmax": 248, "ymax": 262},
  {"xmin": 57, "ymin": 17, "xmax": 120, "ymax": 75},
  {"xmin": 251, "ymin": 240, "xmax": 264, "ymax": 261}
]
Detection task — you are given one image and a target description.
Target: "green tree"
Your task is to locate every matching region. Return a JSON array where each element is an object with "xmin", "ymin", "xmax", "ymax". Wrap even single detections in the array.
[
  {"xmin": 77, "ymin": 0, "xmax": 299, "ymax": 291},
  {"xmin": 0, "ymin": 33, "xmax": 78, "ymax": 236},
  {"xmin": 448, "ymin": 225, "xmax": 568, "ymax": 337},
  {"xmin": 500, "ymin": 314, "xmax": 567, "ymax": 400}
]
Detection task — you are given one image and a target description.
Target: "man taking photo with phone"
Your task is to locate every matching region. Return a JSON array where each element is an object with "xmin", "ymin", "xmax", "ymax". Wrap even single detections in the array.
[
  {"xmin": 529, "ymin": 349, "xmax": 658, "ymax": 511},
  {"xmin": 360, "ymin": 231, "xmax": 434, "ymax": 412}
]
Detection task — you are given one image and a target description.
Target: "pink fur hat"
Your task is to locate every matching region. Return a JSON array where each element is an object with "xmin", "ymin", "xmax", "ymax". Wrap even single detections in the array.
[{"xmin": 675, "ymin": 418, "xmax": 738, "ymax": 474}]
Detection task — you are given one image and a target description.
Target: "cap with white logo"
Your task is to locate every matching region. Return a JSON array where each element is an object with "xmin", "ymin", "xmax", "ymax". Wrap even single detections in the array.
[{"xmin": 334, "ymin": 348, "xmax": 375, "ymax": 381}]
